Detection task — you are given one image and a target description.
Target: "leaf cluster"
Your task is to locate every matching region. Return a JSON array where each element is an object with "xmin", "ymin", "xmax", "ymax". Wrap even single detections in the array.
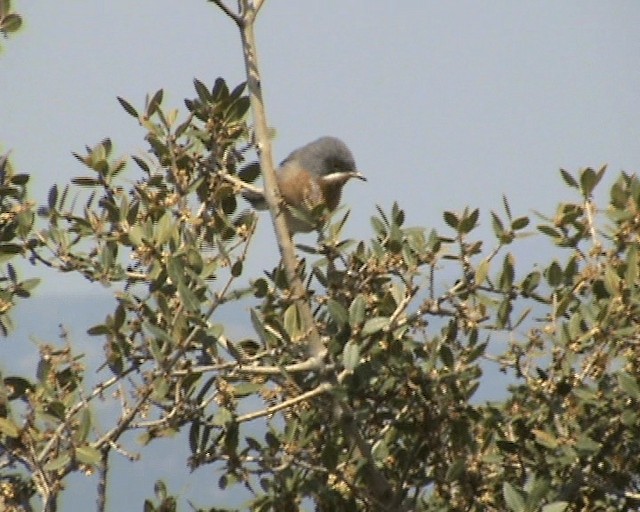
[{"xmin": 1, "ymin": 77, "xmax": 640, "ymax": 511}]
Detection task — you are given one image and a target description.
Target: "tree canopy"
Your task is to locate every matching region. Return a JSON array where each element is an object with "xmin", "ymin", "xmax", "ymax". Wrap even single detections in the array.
[{"xmin": 1, "ymin": 2, "xmax": 640, "ymax": 511}]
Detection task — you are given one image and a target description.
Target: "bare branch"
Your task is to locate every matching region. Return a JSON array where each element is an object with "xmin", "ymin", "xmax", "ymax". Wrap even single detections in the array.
[
  {"xmin": 96, "ymin": 448, "xmax": 109, "ymax": 512},
  {"xmin": 210, "ymin": 0, "xmax": 241, "ymax": 25},
  {"xmin": 219, "ymin": 170, "xmax": 264, "ymax": 196},
  {"xmin": 236, "ymin": 382, "xmax": 332, "ymax": 423},
  {"xmin": 254, "ymin": 0, "xmax": 266, "ymax": 14},
  {"xmin": 171, "ymin": 351, "xmax": 328, "ymax": 377}
]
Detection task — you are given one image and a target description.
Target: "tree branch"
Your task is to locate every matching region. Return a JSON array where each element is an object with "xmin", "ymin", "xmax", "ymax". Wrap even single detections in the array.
[
  {"xmin": 209, "ymin": 0, "xmax": 241, "ymax": 25},
  {"xmin": 236, "ymin": 382, "xmax": 332, "ymax": 423},
  {"xmin": 212, "ymin": 1, "xmax": 399, "ymax": 507}
]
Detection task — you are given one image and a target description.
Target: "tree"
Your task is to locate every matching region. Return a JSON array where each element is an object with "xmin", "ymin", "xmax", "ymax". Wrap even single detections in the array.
[{"xmin": 2, "ymin": 1, "xmax": 640, "ymax": 511}]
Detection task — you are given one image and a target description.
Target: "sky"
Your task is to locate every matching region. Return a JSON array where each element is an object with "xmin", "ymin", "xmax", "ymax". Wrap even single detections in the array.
[{"xmin": 1, "ymin": 1, "xmax": 639, "ymax": 509}]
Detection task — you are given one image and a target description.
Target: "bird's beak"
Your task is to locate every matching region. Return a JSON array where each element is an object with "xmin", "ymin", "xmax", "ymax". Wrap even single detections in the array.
[{"xmin": 350, "ymin": 171, "xmax": 367, "ymax": 181}]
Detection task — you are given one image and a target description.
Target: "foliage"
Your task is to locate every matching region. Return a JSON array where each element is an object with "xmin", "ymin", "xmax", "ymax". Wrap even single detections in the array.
[
  {"xmin": 0, "ymin": 0, "xmax": 23, "ymax": 46},
  {"xmin": 0, "ymin": 152, "xmax": 38, "ymax": 337},
  {"xmin": 2, "ymin": 3, "xmax": 640, "ymax": 512}
]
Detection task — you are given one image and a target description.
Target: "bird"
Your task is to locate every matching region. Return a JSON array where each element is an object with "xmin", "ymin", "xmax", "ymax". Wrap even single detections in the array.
[{"xmin": 243, "ymin": 136, "xmax": 366, "ymax": 234}]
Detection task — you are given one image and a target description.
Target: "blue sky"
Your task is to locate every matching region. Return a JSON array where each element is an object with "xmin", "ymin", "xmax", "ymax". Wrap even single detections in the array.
[{"xmin": 1, "ymin": 1, "xmax": 639, "ymax": 509}]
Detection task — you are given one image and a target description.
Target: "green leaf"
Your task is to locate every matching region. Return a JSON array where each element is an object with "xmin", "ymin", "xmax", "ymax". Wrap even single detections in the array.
[
  {"xmin": 362, "ymin": 317, "xmax": 389, "ymax": 336},
  {"xmin": 526, "ymin": 476, "xmax": 550, "ymax": 510},
  {"xmin": 370, "ymin": 216, "xmax": 386, "ymax": 236},
  {"xmin": 143, "ymin": 321, "xmax": 173, "ymax": 344},
  {"xmin": 3, "ymin": 376, "xmax": 34, "ymax": 400},
  {"xmin": 154, "ymin": 211, "xmax": 174, "ymax": 246},
  {"xmin": 520, "ymin": 271, "xmax": 541, "ymax": 296},
  {"xmin": 212, "ymin": 407, "xmax": 233, "ymax": 427},
  {"xmin": 146, "ymin": 89, "xmax": 164, "ymax": 117},
  {"xmin": 496, "ymin": 297, "xmax": 512, "ymax": 328},
  {"xmin": 371, "ymin": 438, "xmax": 388, "ymax": 462},
  {"xmin": 10, "ymin": 173, "xmax": 29, "ymax": 185},
  {"xmin": 229, "ymin": 81, "xmax": 247, "ymax": 100},
  {"xmin": 559, "ymin": 169, "xmax": 578, "ymax": 189},
  {"xmin": 131, "ymin": 155, "xmax": 150, "ymax": 173},
  {"xmin": 75, "ymin": 408, "xmax": 91, "ymax": 444},
  {"xmin": 621, "ymin": 409, "xmax": 637, "ymax": 426},
  {"xmin": 502, "ymin": 194, "xmax": 513, "ymax": 221},
  {"xmin": 194, "ymin": 78, "xmax": 212, "ymax": 103},
  {"xmin": 568, "ymin": 310, "xmax": 583, "ymax": 339},
  {"xmin": 1, "ymin": 13, "xmax": 22, "ymax": 33},
  {"xmin": 225, "ymin": 96, "xmax": 250, "ymax": 121},
  {"xmin": 0, "ymin": 243, "xmax": 21, "ymax": 265},
  {"xmin": 155, "ymin": 480, "xmax": 168, "ymax": 501},
  {"xmin": 342, "ymin": 340, "xmax": 360, "ymax": 371},
  {"xmin": 579, "ymin": 167, "xmax": 604, "ymax": 198},
  {"xmin": 532, "ymin": 429, "xmax": 558, "ymax": 449},
  {"xmin": 166, "ymin": 256, "xmax": 184, "ymax": 288},
  {"xmin": 348, "ymin": 295, "xmax": 366, "ymax": 327},
  {"xmin": 546, "ymin": 261, "xmax": 562, "ymax": 287},
  {"xmin": 239, "ymin": 162, "xmax": 261, "ymax": 183},
  {"xmin": 458, "ymin": 208, "xmax": 479, "ymax": 234},
  {"xmin": 0, "ymin": 417, "xmax": 19, "ymax": 438},
  {"xmin": 296, "ymin": 243, "xmax": 318, "ymax": 255},
  {"xmin": 575, "ymin": 434, "xmax": 600, "ymax": 453},
  {"xmin": 151, "ymin": 376, "xmax": 170, "ymax": 400},
  {"xmin": 538, "ymin": 225, "xmax": 561, "ymax": 240},
  {"xmin": 499, "ymin": 253, "xmax": 515, "ymax": 292},
  {"xmin": 250, "ymin": 308, "xmax": 269, "ymax": 345},
  {"xmin": 603, "ymin": 265, "xmax": 620, "ymax": 296},
  {"xmin": 44, "ymin": 452, "xmax": 72, "ymax": 472},
  {"xmin": 445, "ymin": 458, "xmax": 466, "ymax": 482},
  {"xmin": 211, "ymin": 77, "xmax": 229, "ymax": 101},
  {"xmin": 618, "ymin": 371, "xmax": 640, "ymax": 399},
  {"xmin": 76, "ymin": 445, "xmax": 102, "ymax": 465},
  {"xmin": 443, "ymin": 211, "xmax": 459, "ymax": 230},
  {"xmin": 511, "ymin": 216, "xmax": 529, "ymax": 230},
  {"xmin": 19, "ymin": 278, "xmax": 40, "ymax": 292},
  {"xmin": 491, "ymin": 211, "xmax": 505, "ymax": 239},
  {"xmin": 87, "ymin": 324, "xmax": 110, "ymax": 336},
  {"xmin": 327, "ymin": 299, "xmax": 348, "ymax": 327},
  {"xmin": 252, "ymin": 278, "xmax": 268, "ymax": 298},
  {"xmin": 178, "ymin": 282, "xmax": 200, "ymax": 313},
  {"xmin": 283, "ymin": 303, "xmax": 302, "ymax": 339},
  {"xmin": 231, "ymin": 382, "xmax": 262, "ymax": 397},
  {"xmin": 475, "ymin": 258, "xmax": 490, "ymax": 285},
  {"xmin": 71, "ymin": 177, "xmax": 99, "ymax": 187},
  {"xmin": 439, "ymin": 344, "xmax": 454, "ymax": 368},
  {"xmin": 503, "ymin": 482, "xmax": 526, "ymax": 512},
  {"xmin": 45, "ymin": 401, "xmax": 66, "ymax": 420},
  {"xmin": 117, "ymin": 96, "xmax": 139, "ymax": 118},
  {"xmin": 542, "ymin": 503, "xmax": 569, "ymax": 512},
  {"xmin": 231, "ymin": 260, "xmax": 243, "ymax": 277},
  {"xmin": 626, "ymin": 243, "xmax": 638, "ymax": 285}
]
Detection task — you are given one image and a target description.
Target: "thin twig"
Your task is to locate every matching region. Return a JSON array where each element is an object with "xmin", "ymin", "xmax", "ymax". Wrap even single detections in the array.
[
  {"xmin": 236, "ymin": 382, "xmax": 332, "ymax": 423},
  {"xmin": 35, "ymin": 372, "xmax": 131, "ymax": 465},
  {"xmin": 210, "ymin": 0, "xmax": 241, "ymax": 25},
  {"xmin": 96, "ymin": 447, "xmax": 109, "ymax": 512},
  {"xmin": 584, "ymin": 198, "xmax": 599, "ymax": 249},
  {"xmin": 219, "ymin": 170, "xmax": 264, "ymax": 196},
  {"xmin": 171, "ymin": 352, "xmax": 327, "ymax": 376}
]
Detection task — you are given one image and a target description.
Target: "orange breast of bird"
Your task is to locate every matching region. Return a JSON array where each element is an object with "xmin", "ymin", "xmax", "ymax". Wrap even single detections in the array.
[{"xmin": 277, "ymin": 165, "xmax": 325, "ymax": 211}]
